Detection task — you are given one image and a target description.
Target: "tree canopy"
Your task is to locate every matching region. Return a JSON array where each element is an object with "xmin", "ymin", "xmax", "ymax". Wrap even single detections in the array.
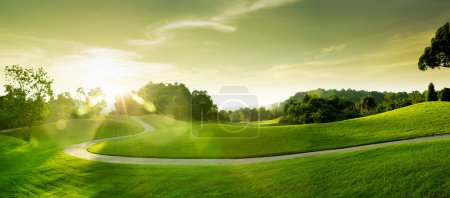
[
  {"xmin": 191, "ymin": 90, "xmax": 213, "ymax": 121},
  {"xmin": 3, "ymin": 65, "xmax": 53, "ymax": 130},
  {"xmin": 426, "ymin": 83, "xmax": 438, "ymax": 102},
  {"xmin": 440, "ymin": 88, "xmax": 450, "ymax": 101},
  {"xmin": 418, "ymin": 22, "xmax": 450, "ymax": 70}
]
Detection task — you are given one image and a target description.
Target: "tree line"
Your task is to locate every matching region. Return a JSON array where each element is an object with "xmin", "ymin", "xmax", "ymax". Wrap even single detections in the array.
[
  {"xmin": 110, "ymin": 82, "xmax": 283, "ymax": 122},
  {"xmin": 0, "ymin": 65, "xmax": 283, "ymax": 133},
  {"xmin": 0, "ymin": 66, "xmax": 110, "ymax": 131},
  {"xmin": 2, "ymin": 65, "xmax": 450, "ymax": 132},
  {"xmin": 282, "ymin": 83, "xmax": 450, "ymax": 124}
]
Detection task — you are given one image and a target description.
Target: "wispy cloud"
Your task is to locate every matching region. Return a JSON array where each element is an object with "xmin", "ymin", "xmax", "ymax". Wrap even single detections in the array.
[
  {"xmin": 128, "ymin": 0, "xmax": 299, "ymax": 46},
  {"xmin": 128, "ymin": 21, "xmax": 236, "ymax": 46},
  {"xmin": 322, "ymin": 43, "xmax": 348, "ymax": 53},
  {"xmin": 213, "ymin": 0, "xmax": 298, "ymax": 22}
]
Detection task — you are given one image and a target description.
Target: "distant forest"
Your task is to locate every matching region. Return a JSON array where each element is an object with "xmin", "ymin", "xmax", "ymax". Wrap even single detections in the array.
[
  {"xmin": 286, "ymin": 88, "xmax": 409, "ymax": 104},
  {"xmin": 282, "ymin": 85, "xmax": 450, "ymax": 124}
]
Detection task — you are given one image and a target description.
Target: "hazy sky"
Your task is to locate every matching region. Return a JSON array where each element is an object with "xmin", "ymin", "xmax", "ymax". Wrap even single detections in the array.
[{"xmin": 1, "ymin": 0, "xmax": 450, "ymax": 105}]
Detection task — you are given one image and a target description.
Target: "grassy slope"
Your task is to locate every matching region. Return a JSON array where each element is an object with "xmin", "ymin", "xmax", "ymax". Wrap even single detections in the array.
[
  {"xmin": 0, "ymin": 116, "xmax": 143, "ymax": 196},
  {"xmin": 88, "ymin": 102, "xmax": 450, "ymax": 158},
  {"xmin": 3, "ymin": 116, "xmax": 144, "ymax": 143},
  {"xmin": 3, "ymin": 131, "xmax": 450, "ymax": 196},
  {"xmin": 241, "ymin": 117, "xmax": 282, "ymax": 126}
]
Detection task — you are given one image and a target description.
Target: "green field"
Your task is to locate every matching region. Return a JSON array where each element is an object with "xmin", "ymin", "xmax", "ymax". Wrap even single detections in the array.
[
  {"xmin": 0, "ymin": 116, "xmax": 144, "ymax": 195},
  {"xmin": 88, "ymin": 102, "xmax": 450, "ymax": 158},
  {"xmin": 2, "ymin": 126, "xmax": 450, "ymax": 196},
  {"xmin": 3, "ymin": 102, "xmax": 450, "ymax": 196}
]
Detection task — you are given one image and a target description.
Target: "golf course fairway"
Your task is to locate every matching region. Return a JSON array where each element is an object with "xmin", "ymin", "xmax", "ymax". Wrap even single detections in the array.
[
  {"xmin": 2, "ymin": 102, "xmax": 450, "ymax": 196},
  {"xmin": 87, "ymin": 102, "xmax": 450, "ymax": 158}
]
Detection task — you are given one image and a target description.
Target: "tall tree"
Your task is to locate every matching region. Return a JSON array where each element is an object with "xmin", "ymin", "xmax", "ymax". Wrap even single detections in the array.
[
  {"xmin": 440, "ymin": 88, "xmax": 450, "ymax": 101},
  {"xmin": 3, "ymin": 65, "xmax": 53, "ymax": 134},
  {"xmin": 418, "ymin": 22, "xmax": 450, "ymax": 70},
  {"xmin": 137, "ymin": 82, "xmax": 191, "ymax": 119},
  {"xmin": 426, "ymin": 83, "xmax": 438, "ymax": 101},
  {"xmin": 191, "ymin": 90, "xmax": 213, "ymax": 121}
]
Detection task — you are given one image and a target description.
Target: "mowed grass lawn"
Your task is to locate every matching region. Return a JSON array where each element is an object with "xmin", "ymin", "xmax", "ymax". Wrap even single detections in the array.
[
  {"xmin": 88, "ymin": 102, "xmax": 450, "ymax": 158},
  {"xmin": 2, "ymin": 116, "xmax": 144, "ymax": 144},
  {"xmin": 0, "ymin": 116, "xmax": 143, "ymax": 194},
  {"xmin": 3, "ymin": 129, "xmax": 450, "ymax": 196}
]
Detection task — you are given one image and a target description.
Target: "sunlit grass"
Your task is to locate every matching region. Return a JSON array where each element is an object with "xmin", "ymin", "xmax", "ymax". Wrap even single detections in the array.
[
  {"xmin": 3, "ymin": 132, "xmax": 450, "ymax": 196},
  {"xmin": 0, "ymin": 116, "xmax": 144, "ymax": 196},
  {"xmin": 88, "ymin": 102, "xmax": 450, "ymax": 158},
  {"xmin": 3, "ymin": 116, "xmax": 143, "ymax": 146},
  {"xmin": 242, "ymin": 117, "xmax": 282, "ymax": 126}
]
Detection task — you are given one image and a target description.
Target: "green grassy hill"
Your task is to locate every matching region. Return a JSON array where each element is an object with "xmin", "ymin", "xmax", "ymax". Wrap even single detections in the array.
[
  {"xmin": 88, "ymin": 102, "xmax": 450, "ymax": 158},
  {"xmin": 0, "ymin": 116, "xmax": 143, "ymax": 194},
  {"xmin": 2, "ymin": 123, "xmax": 450, "ymax": 196},
  {"xmin": 245, "ymin": 117, "xmax": 282, "ymax": 126},
  {"xmin": 3, "ymin": 116, "xmax": 143, "ymax": 145}
]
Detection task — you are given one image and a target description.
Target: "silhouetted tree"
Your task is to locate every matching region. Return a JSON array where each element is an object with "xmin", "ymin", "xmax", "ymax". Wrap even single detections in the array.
[
  {"xmin": 426, "ymin": 83, "xmax": 438, "ymax": 101},
  {"xmin": 440, "ymin": 88, "xmax": 450, "ymax": 101},
  {"xmin": 418, "ymin": 22, "xmax": 450, "ymax": 70}
]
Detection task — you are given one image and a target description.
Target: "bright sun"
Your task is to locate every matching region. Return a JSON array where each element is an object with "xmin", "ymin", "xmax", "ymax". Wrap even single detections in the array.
[
  {"xmin": 103, "ymin": 86, "xmax": 128, "ymax": 104},
  {"xmin": 67, "ymin": 48, "xmax": 137, "ymax": 104}
]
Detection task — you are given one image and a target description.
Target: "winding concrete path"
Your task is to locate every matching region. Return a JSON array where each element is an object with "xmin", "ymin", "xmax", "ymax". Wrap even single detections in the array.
[
  {"xmin": 0, "ymin": 127, "xmax": 21, "ymax": 133},
  {"xmin": 63, "ymin": 117, "xmax": 450, "ymax": 165}
]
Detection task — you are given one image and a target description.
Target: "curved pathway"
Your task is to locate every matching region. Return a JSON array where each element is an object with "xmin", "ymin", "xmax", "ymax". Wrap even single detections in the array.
[
  {"xmin": 64, "ymin": 117, "xmax": 450, "ymax": 165},
  {"xmin": 0, "ymin": 127, "xmax": 21, "ymax": 133}
]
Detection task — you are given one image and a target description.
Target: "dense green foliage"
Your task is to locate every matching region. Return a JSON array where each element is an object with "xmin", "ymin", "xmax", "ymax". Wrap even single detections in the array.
[
  {"xmin": 114, "ymin": 82, "xmax": 192, "ymax": 118},
  {"xmin": 209, "ymin": 106, "xmax": 283, "ymax": 123},
  {"xmin": 112, "ymin": 82, "xmax": 281, "ymax": 122},
  {"xmin": 112, "ymin": 82, "xmax": 214, "ymax": 121},
  {"xmin": 287, "ymin": 88, "xmax": 408, "ymax": 104},
  {"xmin": 358, "ymin": 96, "xmax": 377, "ymax": 115},
  {"xmin": 137, "ymin": 82, "xmax": 192, "ymax": 119},
  {"xmin": 0, "ymin": 65, "xmax": 111, "ymax": 130},
  {"xmin": 418, "ymin": 22, "xmax": 450, "ymax": 70},
  {"xmin": 89, "ymin": 102, "xmax": 450, "ymax": 158},
  {"xmin": 1, "ymin": 65, "xmax": 53, "ymax": 131},
  {"xmin": 191, "ymin": 90, "xmax": 214, "ymax": 121},
  {"xmin": 439, "ymin": 87, "xmax": 450, "ymax": 101},
  {"xmin": 282, "ymin": 86, "xmax": 439, "ymax": 124},
  {"xmin": 46, "ymin": 92, "xmax": 76, "ymax": 120},
  {"xmin": 283, "ymin": 96, "xmax": 358, "ymax": 124}
]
